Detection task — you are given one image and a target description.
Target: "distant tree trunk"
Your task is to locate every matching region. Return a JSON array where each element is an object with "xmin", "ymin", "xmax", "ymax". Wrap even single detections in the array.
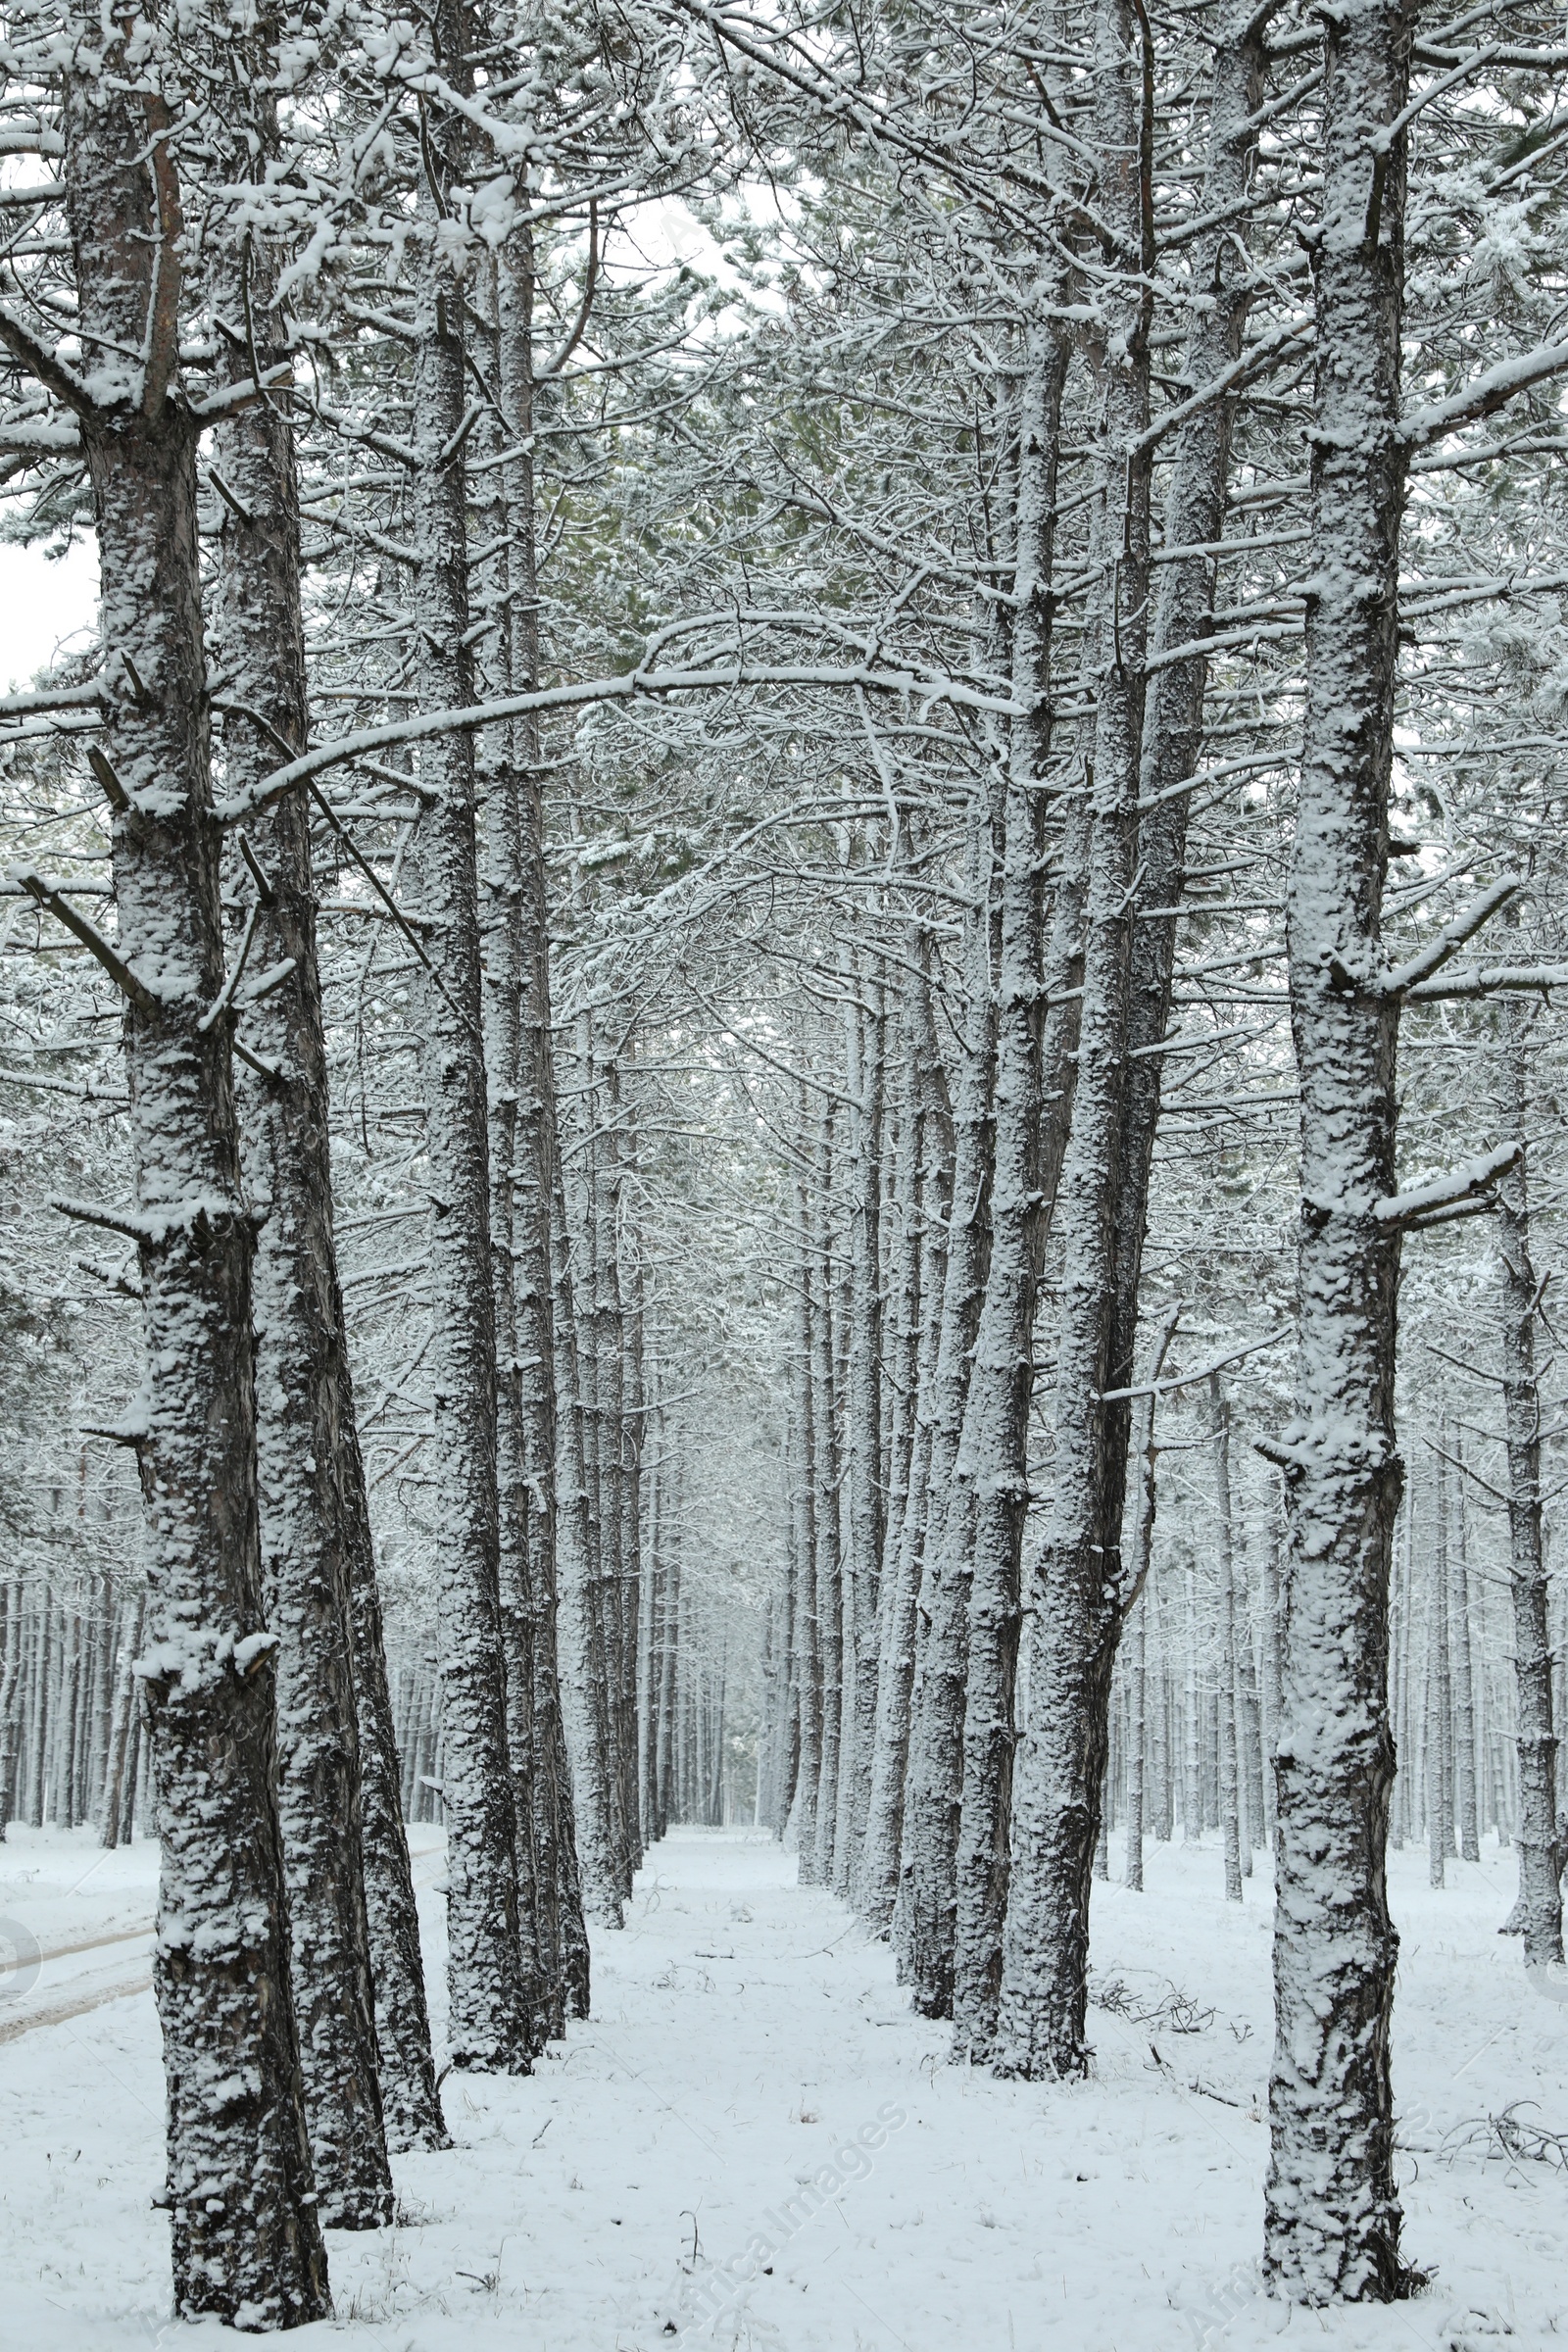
[
  {"xmin": 1263, "ymin": 0, "xmax": 1414, "ymax": 2298},
  {"xmin": 1448, "ymin": 1436, "xmax": 1480, "ymax": 1864},
  {"xmin": 1426, "ymin": 1447, "xmax": 1451, "ymax": 1888},
  {"xmin": 860, "ymin": 949, "xmax": 954, "ymax": 1932},
  {"xmin": 99, "ymin": 1592, "xmax": 145, "ymax": 1852},
  {"xmin": 60, "ymin": 55, "xmax": 328, "ymax": 2322},
  {"xmin": 841, "ymin": 988, "xmax": 885, "ymax": 1889},
  {"xmin": 1123, "ymin": 1314, "xmax": 1179, "ymax": 1892},
  {"xmin": 0, "ymin": 1577, "xmax": 22, "ymax": 1838},
  {"xmin": 552, "ymin": 1154, "xmax": 622, "ymax": 1933},
  {"xmin": 791, "ymin": 1163, "xmax": 824, "ymax": 1879},
  {"xmin": 1494, "ymin": 1007, "xmax": 1562, "ymax": 1966},
  {"xmin": 901, "ymin": 780, "xmax": 1000, "ymax": 2014},
  {"xmin": 811, "ymin": 1112, "xmax": 845, "ymax": 1888},
  {"xmin": 1211, "ymin": 1380, "xmax": 1244, "ymax": 1905}
]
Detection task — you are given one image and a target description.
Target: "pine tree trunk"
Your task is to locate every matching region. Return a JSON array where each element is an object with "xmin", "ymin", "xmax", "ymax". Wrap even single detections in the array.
[
  {"xmin": 1211, "ymin": 1381, "xmax": 1245, "ymax": 1905},
  {"xmin": 1494, "ymin": 1009, "xmax": 1562, "ymax": 1965},
  {"xmin": 0, "ymin": 1577, "xmax": 22, "ymax": 1837},
  {"xmin": 552, "ymin": 1153, "xmax": 623, "ymax": 1931},
  {"xmin": 1263, "ymin": 0, "xmax": 1414, "ymax": 2297},
  {"xmin": 811, "ymin": 1114, "xmax": 845, "ymax": 1888},
  {"xmin": 213, "ymin": 181, "xmax": 398, "ymax": 2216},
  {"xmin": 406, "ymin": 17, "xmax": 529, "ymax": 2068},
  {"xmin": 497, "ymin": 236, "xmax": 589, "ymax": 2025},
  {"xmin": 842, "ymin": 990, "xmax": 884, "ymax": 1887},
  {"xmin": 791, "ymin": 1169, "xmax": 824, "ymax": 1878},
  {"xmin": 901, "ymin": 781, "xmax": 1000, "ymax": 2013},
  {"xmin": 1449, "ymin": 1436, "xmax": 1480, "ymax": 1864},
  {"xmin": 997, "ymin": 0, "xmax": 1263, "ymax": 2082},
  {"xmin": 1123, "ymin": 1313, "xmax": 1178, "ymax": 1891},
  {"xmin": 860, "ymin": 951, "xmax": 954, "ymax": 1931},
  {"xmin": 951, "ymin": 327, "xmax": 1066, "ymax": 2061},
  {"xmin": 60, "ymin": 57, "xmax": 328, "ymax": 2322},
  {"xmin": 100, "ymin": 1592, "xmax": 145, "ymax": 1852}
]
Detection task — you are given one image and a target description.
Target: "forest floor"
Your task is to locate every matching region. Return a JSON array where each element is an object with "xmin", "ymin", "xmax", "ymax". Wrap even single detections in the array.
[{"xmin": 1, "ymin": 1821, "xmax": 1563, "ymax": 2352}]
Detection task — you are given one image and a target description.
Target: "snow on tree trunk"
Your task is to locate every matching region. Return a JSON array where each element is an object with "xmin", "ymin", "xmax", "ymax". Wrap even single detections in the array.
[
  {"xmin": 900, "ymin": 787, "xmax": 999, "ymax": 2013},
  {"xmin": 1262, "ymin": 0, "xmax": 1415, "ymax": 2299},
  {"xmin": 214, "ymin": 237, "xmax": 398, "ymax": 2218},
  {"xmin": 552, "ymin": 1150, "xmax": 624, "ymax": 1932},
  {"xmin": 498, "ymin": 235, "xmax": 590, "ymax": 2026},
  {"xmin": 841, "ymin": 988, "xmax": 884, "ymax": 1890},
  {"xmin": 1211, "ymin": 1379, "xmax": 1244, "ymax": 1905},
  {"xmin": 996, "ymin": 0, "xmax": 1259, "ymax": 2082},
  {"xmin": 811, "ymin": 1111, "xmax": 845, "ymax": 1887},
  {"xmin": 859, "ymin": 947, "xmax": 954, "ymax": 1933},
  {"xmin": 950, "ymin": 327, "xmax": 1066, "ymax": 2062},
  {"xmin": 790, "ymin": 1159, "xmax": 825, "ymax": 1879},
  {"xmin": 1494, "ymin": 1009, "xmax": 1563, "ymax": 1966},
  {"xmin": 1447, "ymin": 1438, "xmax": 1480, "ymax": 1866},
  {"xmin": 61, "ymin": 56, "xmax": 329, "ymax": 2323},
  {"xmin": 474, "ymin": 277, "xmax": 548, "ymax": 2056},
  {"xmin": 404, "ymin": 24, "xmax": 529, "ymax": 2067},
  {"xmin": 993, "ymin": 0, "xmax": 1154, "ymax": 2081}
]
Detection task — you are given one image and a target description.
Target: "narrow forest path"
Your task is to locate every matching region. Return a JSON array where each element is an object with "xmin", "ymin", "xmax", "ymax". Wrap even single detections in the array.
[{"xmin": 2, "ymin": 1823, "xmax": 1564, "ymax": 2349}]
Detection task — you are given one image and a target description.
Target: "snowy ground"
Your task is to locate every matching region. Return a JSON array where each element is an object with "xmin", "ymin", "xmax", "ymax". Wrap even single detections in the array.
[{"xmin": 1, "ymin": 1821, "xmax": 1563, "ymax": 2352}]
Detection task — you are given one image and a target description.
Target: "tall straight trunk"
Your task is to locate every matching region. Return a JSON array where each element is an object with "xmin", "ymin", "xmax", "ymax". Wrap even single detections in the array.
[
  {"xmin": 951, "ymin": 328, "xmax": 1067, "ymax": 2061},
  {"xmin": 0, "ymin": 1577, "xmax": 21, "ymax": 1834},
  {"xmin": 100, "ymin": 1592, "xmax": 145, "ymax": 1851},
  {"xmin": 27, "ymin": 1589, "xmax": 49, "ymax": 1827},
  {"xmin": 475, "ymin": 291, "xmax": 546, "ymax": 2048},
  {"xmin": 212, "ymin": 142, "xmax": 396, "ymax": 2214},
  {"xmin": 901, "ymin": 782, "xmax": 1000, "ymax": 2012},
  {"xmin": 1495, "ymin": 1007, "xmax": 1562, "ymax": 1964},
  {"xmin": 1263, "ymin": 0, "xmax": 1414, "ymax": 2298},
  {"xmin": 997, "ymin": 0, "xmax": 1263, "ymax": 2082},
  {"xmin": 56, "ymin": 57, "xmax": 328, "ymax": 2322},
  {"xmin": 860, "ymin": 952, "xmax": 954, "ymax": 1931},
  {"xmin": 344, "ymin": 1444, "xmax": 450, "ymax": 2144},
  {"xmin": 791, "ymin": 1173, "xmax": 824, "ymax": 1878},
  {"xmin": 811, "ymin": 1116, "xmax": 845, "ymax": 1888},
  {"xmin": 594, "ymin": 1058, "xmax": 635, "ymax": 1895},
  {"xmin": 1427, "ymin": 1445, "xmax": 1451, "ymax": 1886},
  {"xmin": 406, "ymin": 2, "xmax": 529, "ymax": 2070},
  {"xmin": 993, "ymin": 0, "xmax": 1154, "ymax": 2081},
  {"xmin": 1449, "ymin": 1437, "xmax": 1480, "ymax": 1864},
  {"xmin": 1260, "ymin": 1517, "xmax": 1282, "ymax": 1845},
  {"xmin": 1238, "ymin": 1561, "xmax": 1267, "ymax": 1857},
  {"xmin": 621, "ymin": 1229, "xmax": 647, "ymax": 1878},
  {"xmin": 1123, "ymin": 1312, "xmax": 1178, "ymax": 1891},
  {"xmin": 841, "ymin": 989, "xmax": 884, "ymax": 1886},
  {"xmin": 1211, "ymin": 1380, "xmax": 1244, "ymax": 1904},
  {"xmin": 552, "ymin": 1153, "xmax": 623, "ymax": 1932},
  {"xmin": 1184, "ymin": 1553, "xmax": 1202, "ymax": 1841},
  {"xmin": 657, "ymin": 1544, "xmax": 681, "ymax": 1839},
  {"xmin": 498, "ymin": 235, "xmax": 588, "ymax": 2028}
]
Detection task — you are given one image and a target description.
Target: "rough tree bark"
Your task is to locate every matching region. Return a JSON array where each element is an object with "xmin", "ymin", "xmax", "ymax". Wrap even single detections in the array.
[
  {"xmin": 405, "ymin": 0, "xmax": 529, "ymax": 2070},
  {"xmin": 993, "ymin": 0, "xmax": 1155, "ymax": 2078},
  {"xmin": 996, "ymin": 0, "xmax": 1264, "ymax": 2083},
  {"xmin": 52, "ymin": 52, "xmax": 329, "ymax": 2323},
  {"xmin": 1494, "ymin": 1006, "xmax": 1563, "ymax": 1965},
  {"xmin": 950, "ymin": 326, "xmax": 1067, "ymax": 2060},
  {"xmin": 1262, "ymin": 0, "xmax": 1415, "ymax": 2298},
  {"xmin": 900, "ymin": 782, "xmax": 1000, "ymax": 2013},
  {"xmin": 859, "ymin": 947, "xmax": 954, "ymax": 1932}
]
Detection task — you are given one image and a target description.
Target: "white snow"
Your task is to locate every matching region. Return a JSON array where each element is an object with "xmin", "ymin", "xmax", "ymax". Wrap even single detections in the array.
[{"xmin": 1, "ymin": 1822, "xmax": 1562, "ymax": 2349}]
